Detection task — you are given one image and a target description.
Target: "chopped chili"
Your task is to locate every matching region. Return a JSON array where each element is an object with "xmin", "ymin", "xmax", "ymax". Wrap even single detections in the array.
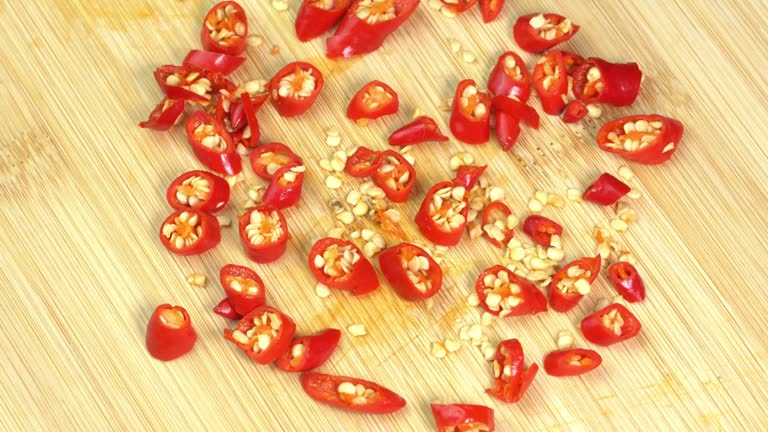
[
  {"xmin": 597, "ymin": 115, "xmax": 684, "ymax": 164},
  {"xmin": 277, "ymin": 328, "xmax": 342, "ymax": 372},
  {"xmin": 185, "ymin": 111, "xmax": 242, "ymax": 176},
  {"xmin": 431, "ymin": 403, "xmax": 495, "ymax": 431},
  {"xmin": 522, "ymin": 215, "xmax": 562, "ymax": 247},
  {"xmin": 513, "ymin": 13, "xmax": 579, "ymax": 53},
  {"xmin": 388, "ymin": 116, "xmax": 449, "ymax": 146},
  {"xmin": 295, "ymin": 0, "xmax": 352, "ymax": 42},
  {"xmin": 238, "ymin": 206, "xmax": 289, "ymax": 263},
  {"xmin": 487, "ymin": 51, "xmax": 530, "ymax": 102},
  {"xmin": 220, "ymin": 264, "xmax": 266, "ymax": 316},
  {"xmin": 548, "ymin": 255, "xmax": 601, "ymax": 313},
  {"xmin": 379, "ymin": 242, "xmax": 442, "ymax": 301},
  {"xmin": 159, "ymin": 209, "xmax": 221, "ymax": 255},
  {"xmin": 201, "ymin": 1, "xmax": 248, "ymax": 56},
  {"xmin": 487, "ymin": 339, "xmax": 538, "ymax": 403},
  {"xmin": 224, "ymin": 305, "xmax": 297, "ymax": 364},
  {"xmin": 607, "ymin": 262, "xmax": 646, "ymax": 303},
  {"xmin": 475, "ymin": 265, "xmax": 547, "ymax": 317},
  {"xmin": 308, "ymin": 238, "xmax": 380, "ymax": 295},
  {"xmin": 347, "ymin": 80, "xmax": 399, "ymax": 120},
  {"xmin": 269, "ymin": 61, "xmax": 324, "ymax": 117},
  {"xmin": 481, "ymin": 201, "xmax": 515, "ymax": 248},
  {"xmin": 146, "ymin": 304, "xmax": 197, "ymax": 361},
  {"xmin": 573, "ymin": 57, "xmax": 643, "ymax": 107},
  {"xmin": 372, "ymin": 150, "xmax": 416, "ymax": 203},
  {"xmin": 543, "ymin": 348, "xmax": 602, "ymax": 377},
  {"xmin": 300, "ymin": 372, "xmax": 407, "ymax": 414},
  {"xmin": 262, "ymin": 164, "xmax": 306, "ymax": 209},
  {"xmin": 166, "ymin": 170, "xmax": 230, "ymax": 213},
  {"xmin": 326, "ymin": 0, "xmax": 419, "ymax": 58},
  {"xmin": 581, "ymin": 303, "xmax": 642, "ymax": 346},
  {"xmin": 450, "ymin": 79, "xmax": 491, "ymax": 144},
  {"xmin": 583, "ymin": 173, "xmax": 631, "ymax": 205}
]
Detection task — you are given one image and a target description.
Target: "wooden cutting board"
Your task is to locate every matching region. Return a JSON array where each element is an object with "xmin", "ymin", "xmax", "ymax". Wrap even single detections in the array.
[{"xmin": 1, "ymin": 0, "xmax": 766, "ymax": 430}]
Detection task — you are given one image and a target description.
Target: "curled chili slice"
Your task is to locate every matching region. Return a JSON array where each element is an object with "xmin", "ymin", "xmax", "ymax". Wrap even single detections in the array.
[
  {"xmin": 487, "ymin": 51, "xmax": 530, "ymax": 102},
  {"xmin": 431, "ymin": 403, "xmax": 495, "ymax": 431},
  {"xmin": 573, "ymin": 57, "xmax": 643, "ymax": 107},
  {"xmin": 481, "ymin": 201, "xmax": 515, "ymax": 248},
  {"xmin": 522, "ymin": 215, "xmax": 562, "ymax": 247},
  {"xmin": 607, "ymin": 262, "xmax": 646, "ymax": 303},
  {"xmin": 213, "ymin": 298, "xmax": 242, "ymax": 320},
  {"xmin": 597, "ymin": 115, "xmax": 684, "ymax": 165},
  {"xmin": 326, "ymin": 0, "xmax": 419, "ymax": 58},
  {"xmin": 347, "ymin": 80, "xmax": 399, "ymax": 120},
  {"xmin": 543, "ymin": 348, "xmax": 602, "ymax": 377},
  {"xmin": 532, "ymin": 50, "xmax": 568, "ymax": 115},
  {"xmin": 238, "ymin": 206, "xmax": 289, "ymax": 263},
  {"xmin": 308, "ymin": 238, "xmax": 380, "ymax": 295},
  {"xmin": 454, "ymin": 164, "xmax": 486, "ymax": 190},
  {"xmin": 249, "ymin": 142, "xmax": 303, "ymax": 180},
  {"xmin": 185, "ymin": 111, "xmax": 242, "ymax": 176},
  {"xmin": 480, "ymin": 0, "xmax": 503, "ymax": 23},
  {"xmin": 513, "ymin": 13, "xmax": 579, "ymax": 53},
  {"xmin": 154, "ymin": 65, "xmax": 234, "ymax": 104},
  {"xmin": 220, "ymin": 264, "xmax": 266, "ymax": 316},
  {"xmin": 277, "ymin": 328, "xmax": 342, "ymax": 372},
  {"xmin": 548, "ymin": 255, "xmax": 601, "ymax": 313},
  {"xmin": 372, "ymin": 150, "xmax": 415, "ymax": 203},
  {"xmin": 182, "ymin": 49, "xmax": 245, "ymax": 75},
  {"xmin": 300, "ymin": 372, "xmax": 406, "ymax": 414},
  {"xmin": 263, "ymin": 164, "xmax": 306, "ymax": 210},
  {"xmin": 224, "ymin": 305, "xmax": 296, "ymax": 364},
  {"xmin": 139, "ymin": 98, "xmax": 185, "ymax": 131},
  {"xmin": 344, "ymin": 146, "xmax": 382, "ymax": 177},
  {"xmin": 201, "ymin": 1, "xmax": 248, "ymax": 56},
  {"xmin": 379, "ymin": 242, "xmax": 442, "ymax": 301},
  {"xmin": 450, "ymin": 79, "xmax": 491, "ymax": 145},
  {"xmin": 166, "ymin": 170, "xmax": 230, "ymax": 213},
  {"xmin": 491, "ymin": 96, "xmax": 540, "ymax": 129},
  {"xmin": 146, "ymin": 304, "xmax": 197, "ymax": 361},
  {"xmin": 388, "ymin": 116, "xmax": 449, "ymax": 146},
  {"xmin": 562, "ymin": 100, "xmax": 588, "ymax": 123},
  {"xmin": 440, "ymin": 0, "xmax": 477, "ymax": 14},
  {"xmin": 296, "ymin": 0, "xmax": 352, "ymax": 42},
  {"xmin": 414, "ymin": 180, "xmax": 470, "ymax": 246},
  {"xmin": 238, "ymin": 90, "xmax": 264, "ymax": 148},
  {"xmin": 487, "ymin": 339, "xmax": 538, "ymax": 403},
  {"xmin": 495, "ymin": 111, "xmax": 521, "ymax": 151},
  {"xmin": 269, "ymin": 61, "xmax": 324, "ymax": 117},
  {"xmin": 583, "ymin": 173, "xmax": 631, "ymax": 205},
  {"xmin": 159, "ymin": 209, "xmax": 221, "ymax": 255},
  {"xmin": 475, "ymin": 265, "xmax": 547, "ymax": 317},
  {"xmin": 581, "ymin": 303, "xmax": 642, "ymax": 346}
]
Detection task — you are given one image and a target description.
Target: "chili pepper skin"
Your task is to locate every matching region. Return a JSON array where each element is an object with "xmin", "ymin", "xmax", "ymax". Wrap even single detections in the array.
[
  {"xmin": 326, "ymin": 0, "xmax": 419, "ymax": 59},
  {"xmin": 201, "ymin": 1, "xmax": 248, "ymax": 56},
  {"xmin": 414, "ymin": 180, "xmax": 470, "ymax": 246},
  {"xmin": 238, "ymin": 206, "xmax": 289, "ymax": 263},
  {"xmin": 219, "ymin": 264, "xmax": 267, "ymax": 316},
  {"xmin": 522, "ymin": 215, "xmax": 563, "ymax": 247},
  {"xmin": 562, "ymin": 100, "xmax": 588, "ymax": 123},
  {"xmin": 373, "ymin": 150, "xmax": 416, "ymax": 203},
  {"xmin": 548, "ymin": 255, "xmax": 601, "ymax": 313},
  {"xmin": 249, "ymin": 142, "xmax": 303, "ymax": 181},
  {"xmin": 277, "ymin": 328, "xmax": 342, "ymax": 372},
  {"xmin": 513, "ymin": 13, "xmax": 579, "ymax": 53},
  {"xmin": 295, "ymin": 0, "xmax": 352, "ymax": 42},
  {"xmin": 347, "ymin": 80, "xmax": 399, "ymax": 120},
  {"xmin": 146, "ymin": 304, "xmax": 197, "ymax": 361},
  {"xmin": 224, "ymin": 306, "xmax": 297, "ymax": 364},
  {"xmin": 308, "ymin": 238, "xmax": 380, "ymax": 295},
  {"xmin": 597, "ymin": 115, "xmax": 684, "ymax": 164},
  {"xmin": 345, "ymin": 146, "xmax": 382, "ymax": 178},
  {"xmin": 154, "ymin": 65, "xmax": 222, "ymax": 104},
  {"xmin": 486, "ymin": 339, "xmax": 538, "ymax": 403},
  {"xmin": 475, "ymin": 265, "xmax": 547, "ymax": 317},
  {"xmin": 262, "ymin": 164, "xmax": 305, "ymax": 209},
  {"xmin": 491, "ymin": 96, "xmax": 540, "ymax": 129},
  {"xmin": 139, "ymin": 98, "xmax": 186, "ymax": 131},
  {"xmin": 480, "ymin": 0, "xmax": 503, "ymax": 23},
  {"xmin": 581, "ymin": 303, "xmax": 642, "ymax": 346},
  {"xmin": 481, "ymin": 201, "xmax": 515, "ymax": 248},
  {"xmin": 583, "ymin": 173, "xmax": 631, "ymax": 206},
  {"xmin": 159, "ymin": 209, "xmax": 221, "ymax": 255},
  {"xmin": 495, "ymin": 111, "xmax": 522, "ymax": 151},
  {"xmin": 379, "ymin": 243, "xmax": 442, "ymax": 301},
  {"xmin": 431, "ymin": 403, "xmax": 495, "ymax": 431},
  {"xmin": 532, "ymin": 50, "xmax": 568, "ymax": 115},
  {"xmin": 487, "ymin": 51, "xmax": 530, "ymax": 102},
  {"xmin": 450, "ymin": 79, "xmax": 491, "ymax": 144},
  {"xmin": 562, "ymin": 51, "xmax": 585, "ymax": 75},
  {"xmin": 608, "ymin": 262, "xmax": 646, "ymax": 303},
  {"xmin": 440, "ymin": 0, "xmax": 477, "ymax": 14},
  {"xmin": 543, "ymin": 349, "xmax": 602, "ymax": 377},
  {"xmin": 573, "ymin": 58, "xmax": 642, "ymax": 107},
  {"xmin": 300, "ymin": 372, "xmax": 407, "ymax": 414},
  {"xmin": 388, "ymin": 116, "xmax": 449, "ymax": 146},
  {"xmin": 185, "ymin": 111, "xmax": 242, "ymax": 176},
  {"xmin": 182, "ymin": 49, "xmax": 245, "ymax": 75},
  {"xmin": 213, "ymin": 297, "xmax": 242, "ymax": 320},
  {"xmin": 454, "ymin": 164, "xmax": 487, "ymax": 190},
  {"xmin": 166, "ymin": 170, "xmax": 230, "ymax": 213},
  {"xmin": 239, "ymin": 91, "xmax": 263, "ymax": 148},
  {"xmin": 268, "ymin": 62, "xmax": 324, "ymax": 117}
]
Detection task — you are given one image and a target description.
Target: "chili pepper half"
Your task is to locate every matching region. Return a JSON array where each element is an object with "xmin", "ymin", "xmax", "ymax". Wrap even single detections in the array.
[
  {"xmin": 480, "ymin": 0, "xmax": 503, "ymax": 23},
  {"xmin": 495, "ymin": 111, "xmax": 522, "ymax": 151},
  {"xmin": 379, "ymin": 242, "xmax": 442, "ymax": 301},
  {"xmin": 487, "ymin": 51, "xmax": 530, "ymax": 102},
  {"xmin": 269, "ymin": 61, "xmax": 324, "ymax": 117},
  {"xmin": 487, "ymin": 339, "xmax": 538, "ymax": 403},
  {"xmin": 583, "ymin": 173, "xmax": 631, "ymax": 206},
  {"xmin": 597, "ymin": 115, "xmax": 684, "ymax": 165},
  {"xmin": 201, "ymin": 1, "xmax": 248, "ymax": 56},
  {"xmin": 309, "ymin": 238, "xmax": 380, "ymax": 295},
  {"xmin": 300, "ymin": 372, "xmax": 407, "ymax": 414},
  {"xmin": 277, "ymin": 328, "xmax": 342, "ymax": 372},
  {"xmin": 182, "ymin": 49, "xmax": 245, "ymax": 75},
  {"xmin": 249, "ymin": 142, "xmax": 303, "ymax": 181},
  {"xmin": 543, "ymin": 348, "xmax": 602, "ymax": 377},
  {"xmin": 373, "ymin": 150, "xmax": 416, "ymax": 203},
  {"xmin": 532, "ymin": 50, "xmax": 568, "ymax": 115},
  {"xmin": 491, "ymin": 95, "xmax": 540, "ymax": 129},
  {"xmin": 513, "ymin": 13, "xmax": 579, "ymax": 53},
  {"xmin": 155, "ymin": 65, "xmax": 232, "ymax": 104},
  {"xmin": 224, "ymin": 305, "xmax": 296, "ymax": 364},
  {"xmin": 431, "ymin": 403, "xmax": 495, "ymax": 431},
  {"xmin": 454, "ymin": 164, "xmax": 487, "ymax": 190},
  {"xmin": 562, "ymin": 100, "xmax": 588, "ymax": 123},
  {"xmin": 213, "ymin": 298, "xmax": 242, "ymax": 320},
  {"xmin": 450, "ymin": 79, "xmax": 491, "ymax": 144},
  {"xmin": 548, "ymin": 255, "xmax": 601, "ymax": 313},
  {"xmin": 239, "ymin": 206, "xmax": 289, "ymax": 263},
  {"xmin": 347, "ymin": 80, "xmax": 399, "ymax": 121},
  {"xmin": 475, "ymin": 265, "xmax": 547, "ymax": 317},
  {"xmin": 166, "ymin": 170, "xmax": 230, "ymax": 213},
  {"xmin": 220, "ymin": 264, "xmax": 266, "ymax": 316},
  {"xmin": 581, "ymin": 303, "xmax": 642, "ymax": 346},
  {"xmin": 573, "ymin": 57, "xmax": 643, "ymax": 107},
  {"xmin": 345, "ymin": 146, "xmax": 382, "ymax": 177},
  {"xmin": 388, "ymin": 116, "xmax": 449, "ymax": 146},
  {"xmin": 185, "ymin": 111, "xmax": 242, "ymax": 176},
  {"xmin": 481, "ymin": 201, "xmax": 515, "ymax": 248},
  {"xmin": 139, "ymin": 98, "xmax": 186, "ymax": 131},
  {"xmin": 295, "ymin": 0, "xmax": 352, "ymax": 42},
  {"xmin": 607, "ymin": 262, "xmax": 646, "ymax": 303},
  {"xmin": 414, "ymin": 180, "xmax": 470, "ymax": 246},
  {"xmin": 262, "ymin": 164, "xmax": 306, "ymax": 209},
  {"xmin": 160, "ymin": 209, "xmax": 221, "ymax": 255},
  {"xmin": 326, "ymin": 0, "xmax": 419, "ymax": 58},
  {"xmin": 146, "ymin": 304, "xmax": 197, "ymax": 361},
  {"xmin": 522, "ymin": 215, "xmax": 562, "ymax": 247}
]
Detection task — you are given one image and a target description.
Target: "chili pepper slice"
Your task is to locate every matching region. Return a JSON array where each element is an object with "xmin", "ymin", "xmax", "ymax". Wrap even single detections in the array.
[
  {"xmin": 238, "ymin": 90, "xmax": 263, "ymax": 148},
  {"xmin": 548, "ymin": 255, "xmax": 601, "ymax": 313},
  {"xmin": 583, "ymin": 173, "xmax": 631, "ymax": 205},
  {"xmin": 562, "ymin": 100, "xmax": 588, "ymax": 123},
  {"xmin": 262, "ymin": 164, "xmax": 306, "ymax": 210},
  {"xmin": 238, "ymin": 206, "xmax": 289, "ymax": 263},
  {"xmin": 454, "ymin": 164, "xmax": 487, "ymax": 189},
  {"xmin": 607, "ymin": 262, "xmax": 646, "ymax": 303},
  {"xmin": 543, "ymin": 348, "xmax": 602, "ymax": 377},
  {"xmin": 431, "ymin": 403, "xmax": 495, "ymax": 431},
  {"xmin": 269, "ymin": 61, "xmax": 324, "ymax": 117},
  {"xmin": 481, "ymin": 201, "xmax": 515, "ymax": 248},
  {"xmin": 300, "ymin": 372, "xmax": 407, "ymax": 414},
  {"xmin": 213, "ymin": 297, "xmax": 242, "ymax": 320},
  {"xmin": 372, "ymin": 150, "xmax": 416, "ymax": 203},
  {"xmin": 379, "ymin": 242, "xmax": 442, "ymax": 301},
  {"xmin": 185, "ymin": 111, "xmax": 242, "ymax": 176},
  {"xmin": 475, "ymin": 265, "xmax": 547, "ymax": 317},
  {"xmin": 224, "ymin": 305, "xmax": 296, "ymax": 364},
  {"xmin": 440, "ymin": 0, "xmax": 477, "ymax": 14},
  {"xmin": 182, "ymin": 49, "xmax": 245, "ymax": 75},
  {"xmin": 219, "ymin": 264, "xmax": 267, "ymax": 316},
  {"xmin": 166, "ymin": 170, "xmax": 230, "ymax": 213},
  {"xmin": 495, "ymin": 111, "xmax": 522, "ymax": 151},
  {"xmin": 573, "ymin": 57, "xmax": 643, "ymax": 107},
  {"xmin": 146, "ymin": 304, "xmax": 197, "ymax": 361},
  {"xmin": 249, "ymin": 142, "xmax": 303, "ymax": 180},
  {"xmin": 487, "ymin": 339, "xmax": 538, "ymax": 403},
  {"xmin": 326, "ymin": 0, "xmax": 419, "ymax": 58},
  {"xmin": 154, "ymin": 65, "xmax": 228, "ymax": 104},
  {"xmin": 522, "ymin": 215, "xmax": 562, "ymax": 247},
  {"xmin": 388, "ymin": 116, "xmax": 449, "ymax": 146},
  {"xmin": 480, "ymin": 0, "xmax": 503, "ymax": 23},
  {"xmin": 308, "ymin": 238, "xmax": 380, "ymax": 295},
  {"xmin": 513, "ymin": 13, "xmax": 579, "ymax": 53},
  {"xmin": 201, "ymin": 1, "xmax": 248, "ymax": 56},
  {"xmin": 344, "ymin": 146, "xmax": 382, "ymax": 177},
  {"xmin": 414, "ymin": 180, "xmax": 470, "ymax": 246},
  {"xmin": 532, "ymin": 50, "xmax": 568, "ymax": 115},
  {"xmin": 491, "ymin": 96, "xmax": 540, "ymax": 129},
  {"xmin": 296, "ymin": 0, "xmax": 353, "ymax": 42},
  {"xmin": 487, "ymin": 51, "xmax": 530, "ymax": 102},
  {"xmin": 450, "ymin": 79, "xmax": 491, "ymax": 145},
  {"xmin": 139, "ymin": 98, "xmax": 186, "ymax": 131},
  {"xmin": 581, "ymin": 303, "xmax": 642, "ymax": 346},
  {"xmin": 562, "ymin": 51, "xmax": 585, "ymax": 75},
  {"xmin": 277, "ymin": 328, "xmax": 342, "ymax": 372},
  {"xmin": 159, "ymin": 209, "xmax": 221, "ymax": 255},
  {"xmin": 347, "ymin": 80, "xmax": 399, "ymax": 121},
  {"xmin": 597, "ymin": 115, "xmax": 684, "ymax": 165}
]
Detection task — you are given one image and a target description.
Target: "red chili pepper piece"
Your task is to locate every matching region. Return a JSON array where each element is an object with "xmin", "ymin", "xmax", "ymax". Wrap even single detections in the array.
[
  {"xmin": 213, "ymin": 297, "xmax": 242, "ymax": 320},
  {"xmin": 454, "ymin": 164, "xmax": 487, "ymax": 189},
  {"xmin": 480, "ymin": 0, "xmax": 503, "ymax": 23},
  {"xmin": 543, "ymin": 348, "xmax": 603, "ymax": 377},
  {"xmin": 532, "ymin": 50, "xmax": 568, "ymax": 115},
  {"xmin": 481, "ymin": 201, "xmax": 515, "ymax": 248},
  {"xmin": 450, "ymin": 79, "xmax": 491, "ymax": 144},
  {"xmin": 296, "ymin": 0, "xmax": 352, "ymax": 42},
  {"xmin": 166, "ymin": 170, "xmax": 230, "ymax": 213},
  {"xmin": 326, "ymin": 0, "xmax": 419, "ymax": 58},
  {"xmin": 269, "ymin": 61, "xmax": 324, "ymax": 117},
  {"xmin": 219, "ymin": 264, "xmax": 267, "ymax": 316},
  {"xmin": 583, "ymin": 173, "xmax": 631, "ymax": 206},
  {"xmin": 581, "ymin": 303, "xmax": 642, "ymax": 346},
  {"xmin": 431, "ymin": 403, "xmax": 495, "ymax": 431},
  {"xmin": 548, "ymin": 255, "xmax": 601, "ymax": 313},
  {"xmin": 239, "ymin": 91, "xmax": 263, "ymax": 148},
  {"xmin": 146, "ymin": 304, "xmax": 197, "ymax": 361},
  {"xmin": 373, "ymin": 150, "xmax": 416, "ymax": 203},
  {"xmin": 475, "ymin": 265, "xmax": 547, "ymax": 317},
  {"xmin": 182, "ymin": 49, "xmax": 245, "ymax": 75},
  {"xmin": 262, "ymin": 164, "xmax": 306, "ymax": 210},
  {"xmin": 185, "ymin": 111, "xmax": 242, "ymax": 176},
  {"xmin": 487, "ymin": 51, "xmax": 530, "ymax": 102},
  {"xmin": 495, "ymin": 111, "xmax": 522, "ymax": 151},
  {"xmin": 300, "ymin": 372, "xmax": 407, "ymax": 414},
  {"xmin": 597, "ymin": 115, "xmax": 684, "ymax": 165},
  {"xmin": 159, "ymin": 209, "xmax": 221, "ymax": 255},
  {"xmin": 414, "ymin": 180, "xmax": 470, "ymax": 246},
  {"xmin": 139, "ymin": 98, "xmax": 186, "ymax": 131},
  {"xmin": 388, "ymin": 116, "xmax": 449, "ymax": 146},
  {"xmin": 277, "ymin": 328, "xmax": 342, "ymax": 372},
  {"xmin": 440, "ymin": 0, "xmax": 477, "ymax": 14},
  {"xmin": 308, "ymin": 238, "xmax": 380, "ymax": 295},
  {"xmin": 345, "ymin": 146, "xmax": 382, "ymax": 177},
  {"xmin": 238, "ymin": 206, "xmax": 289, "ymax": 263},
  {"xmin": 562, "ymin": 100, "xmax": 588, "ymax": 123},
  {"xmin": 573, "ymin": 57, "xmax": 643, "ymax": 107},
  {"xmin": 513, "ymin": 13, "xmax": 579, "ymax": 53},
  {"xmin": 487, "ymin": 339, "xmax": 538, "ymax": 403},
  {"xmin": 249, "ymin": 142, "xmax": 303, "ymax": 181},
  {"xmin": 224, "ymin": 305, "xmax": 296, "ymax": 364},
  {"xmin": 377, "ymin": 207, "xmax": 409, "ymax": 241},
  {"xmin": 154, "ymin": 65, "xmax": 233, "ymax": 104},
  {"xmin": 347, "ymin": 80, "xmax": 399, "ymax": 120},
  {"xmin": 491, "ymin": 96, "xmax": 540, "ymax": 129},
  {"xmin": 379, "ymin": 243, "xmax": 442, "ymax": 301},
  {"xmin": 562, "ymin": 51, "xmax": 585, "ymax": 75},
  {"xmin": 201, "ymin": 1, "xmax": 248, "ymax": 56},
  {"xmin": 522, "ymin": 215, "xmax": 562, "ymax": 247},
  {"xmin": 607, "ymin": 262, "xmax": 646, "ymax": 303}
]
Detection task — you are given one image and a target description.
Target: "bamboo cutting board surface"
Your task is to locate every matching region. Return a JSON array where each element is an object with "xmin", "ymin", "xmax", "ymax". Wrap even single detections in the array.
[{"xmin": 1, "ymin": 0, "xmax": 767, "ymax": 430}]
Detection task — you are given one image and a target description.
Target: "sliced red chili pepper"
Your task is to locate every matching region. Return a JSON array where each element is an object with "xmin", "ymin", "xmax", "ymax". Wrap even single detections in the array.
[
  {"xmin": 344, "ymin": 146, "xmax": 382, "ymax": 177},
  {"xmin": 532, "ymin": 50, "xmax": 568, "ymax": 115},
  {"xmin": 431, "ymin": 403, "xmax": 495, "ymax": 431},
  {"xmin": 154, "ymin": 65, "xmax": 234, "ymax": 104},
  {"xmin": 213, "ymin": 297, "xmax": 242, "ymax": 320},
  {"xmin": 220, "ymin": 264, "xmax": 266, "ymax": 316},
  {"xmin": 487, "ymin": 51, "xmax": 530, "ymax": 102},
  {"xmin": 166, "ymin": 170, "xmax": 230, "ymax": 213},
  {"xmin": 159, "ymin": 209, "xmax": 221, "ymax": 255},
  {"xmin": 440, "ymin": 0, "xmax": 477, "ymax": 14},
  {"xmin": 300, "ymin": 372, "xmax": 406, "ymax": 414},
  {"xmin": 326, "ymin": 0, "xmax": 419, "ymax": 58},
  {"xmin": 238, "ymin": 206, "xmax": 289, "ymax": 263},
  {"xmin": 238, "ymin": 90, "xmax": 263, "ymax": 148},
  {"xmin": 388, "ymin": 116, "xmax": 449, "ymax": 146},
  {"xmin": 296, "ymin": 0, "xmax": 352, "ymax": 42},
  {"xmin": 185, "ymin": 111, "xmax": 242, "ymax": 176},
  {"xmin": 562, "ymin": 100, "xmax": 588, "ymax": 123},
  {"xmin": 475, "ymin": 265, "xmax": 547, "ymax": 317},
  {"xmin": 454, "ymin": 164, "xmax": 487, "ymax": 189},
  {"xmin": 249, "ymin": 142, "xmax": 303, "ymax": 180},
  {"xmin": 607, "ymin": 262, "xmax": 646, "ymax": 303},
  {"xmin": 548, "ymin": 255, "xmax": 601, "ymax": 313},
  {"xmin": 581, "ymin": 303, "xmax": 642, "ymax": 346},
  {"xmin": 491, "ymin": 96, "xmax": 540, "ymax": 129},
  {"xmin": 379, "ymin": 243, "xmax": 442, "ymax": 301},
  {"xmin": 573, "ymin": 58, "xmax": 643, "ymax": 107},
  {"xmin": 495, "ymin": 111, "xmax": 522, "ymax": 151},
  {"xmin": 522, "ymin": 215, "xmax": 562, "ymax": 247},
  {"xmin": 414, "ymin": 180, "xmax": 470, "ymax": 246},
  {"xmin": 146, "ymin": 304, "xmax": 197, "ymax": 361},
  {"xmin": 597, "ymin": 115, "xmax": 684, "ymax": 165},
  {"xmin": 262, "ymin": 164, "xmax": 306, "ymax": 210},
  {"xmin": 543, "ymin": 348, "xmax": 602, "ymax": 377},
  {"xmin": 182, "ymin": 49, "xmax": 245, "ymax": 75},
  {"xmin": 562, "ymin": 51, "xmax": 585, "ymax": 75},
  {"xmin": 450, "ymin": 79, "xmax": 491, "ymax": 145},
  {"xmin": 347, "ymin": 80, "xmax": 399, "ymax": 121},
  {"xmin": 583, "ymin": 173, "xmax": 631, "ymax": 205},
  {"xmin": 513, "ymin": 13, "xmax": 579, "ymax": 53},
  {"xmin": 201, "ymin": 1, "xmax": 248, "ymax": 56},
  {"xmin": 308, "ymin": 238, "xmax": 380, "ymax": 295},
  {"xmin": 481, "ymin": 202, "xmax": 515, "ymax": 248},
  {"xmin": 277, "ymin": 328, "xmax": 342, "ymax": 372},
  {"xmin": 487, "ymin": 339, "xmax": 538, "ymax": 403},
  {"xmin": 372, "ymin": 150, "xmax": 415, "ymax": 203},
  {"xmin": 480, "ymin": 0, "xmax": 503, "ymax": 23},
  {"xmin": 269, "ymin": 61, "xmax": 324, "ymax": 117},
  {"xmin": 139, "ymin": 98, "xmax": 186, "ymax": 131},
  {"xmin": 224, "ymin": 305, "xmax": 296, "ymax": 364}
]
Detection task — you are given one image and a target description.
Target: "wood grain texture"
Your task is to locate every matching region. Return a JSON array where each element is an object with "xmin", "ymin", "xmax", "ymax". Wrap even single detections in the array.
[{"xmin": 1, "ymin": 0, "xmax": 766, "ymax": 430}]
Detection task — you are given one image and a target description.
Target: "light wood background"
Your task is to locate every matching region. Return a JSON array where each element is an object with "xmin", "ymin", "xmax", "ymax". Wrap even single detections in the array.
[{"xmin": 1, "ymin": 0, "xmax": 766, "ymax": 430}]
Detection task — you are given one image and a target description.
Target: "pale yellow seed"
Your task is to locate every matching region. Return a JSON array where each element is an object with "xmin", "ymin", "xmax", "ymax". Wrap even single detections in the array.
[
  {"xmin": 216, "ymin": 215, "xmax": 232, "ymax": 227},
  {"xmin": 556, "ymin": 330, "xmax": 575, "ymax": 349},
  {"xmin": 467, "ymin": 293, "xmax": 480, "ymax": 307},
  {"xmin": 461, "ymin": 50, "xmax": 476, "ymax": 63},
  {"xmin": 337, "ymin": 211, "xmax": 355, "ymax": 225},
  {"xmin": 325, "ymin": 175, "xmax": 343, "ymax": 190},
  {"xmin": 271, "ymin": 0, "xmax": 288, "ymax": 11},
  {"xmin": 315, "ymin": 283, "xmax": 331, "ymax": 298},
  {"xmin": 610, "ymin": 218, "xmax": 629, "ymax": 232},
  {"xmin": 348, "ymin": 324, "xmax": 367, "ymax": 336},
  {"xmin": 449, "ymin": 39, "xmax": 461, "ymax": 54},
  {"xmin": 567, "ymin": 188, "xmax": 583, "ymax": 202},
  {"xmin": 627, "ymin": 189, "xmax": 642, "ymax": 199},
  {"xmin": 528, "ymin": 199, "xmax": 544, "ymax": 213},
  {"xmin": 586, "ymin": 104, "xmax": 603, "ymax": 119},
  {"xmin": 618, "ymin": 166, "xmax": 634, "ymax": 181},
  {"xmin": 187, "ymin": 273, "xmax": 207, "ymax": 287},
  {"xmin": 327, "ymin": 227, "xmax": 345, "ymax": 238},
  {"xmin": 444, "ymin": 339, "xmax": 461, "ymax": 353},
  {"xmin": 247, "ymin": 35, "xmax": 264, "ymax": 47},
  {"xmin": 431, "ymin": 342, "xmax": 447, "ymax": 359}
]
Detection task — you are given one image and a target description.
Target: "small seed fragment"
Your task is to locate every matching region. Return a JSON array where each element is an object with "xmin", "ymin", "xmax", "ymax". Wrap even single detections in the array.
[
  {"xmin": 431, "ymin": 342, "xmax": 447, "ymax": 359},
  {"xmin": 348, "ymin": 324, "xmax": 367, "ymax": 336},
  {"xmin": 187, "ymin": 273, "xmax": 207, "ymax": 287},
  {"xmin": 556, "ymin": 330, "xmax": 575, "ymax": 349},
  {"xmin": 315, "ymin": 283, "xmax": 331, "ymax": 298}
]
